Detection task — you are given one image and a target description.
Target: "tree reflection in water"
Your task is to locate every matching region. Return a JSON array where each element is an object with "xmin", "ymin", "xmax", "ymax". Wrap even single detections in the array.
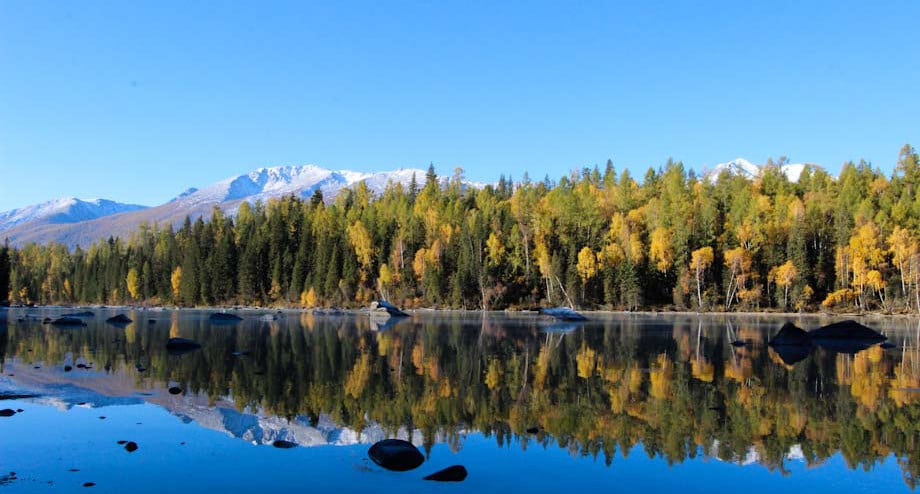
[{"xmin": 2, "ymin": 312, "xmax": 919, "ymax": 488}]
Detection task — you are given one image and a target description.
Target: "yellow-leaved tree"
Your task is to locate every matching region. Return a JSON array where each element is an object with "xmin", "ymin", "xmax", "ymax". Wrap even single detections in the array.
[{"xmin": 126, "ymin": 268, "xmax": 140, "ymax": 302}]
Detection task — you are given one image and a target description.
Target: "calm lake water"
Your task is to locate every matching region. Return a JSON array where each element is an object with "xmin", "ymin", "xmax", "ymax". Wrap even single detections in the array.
[{"xmin": 1, "ymin": 309, "xmax": 918, "ymax": 493}]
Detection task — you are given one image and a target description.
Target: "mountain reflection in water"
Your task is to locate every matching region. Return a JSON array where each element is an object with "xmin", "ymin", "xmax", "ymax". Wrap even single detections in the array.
[{"xmin": 1, "ymin": 310, "xmax": 919, "ymax": 489}]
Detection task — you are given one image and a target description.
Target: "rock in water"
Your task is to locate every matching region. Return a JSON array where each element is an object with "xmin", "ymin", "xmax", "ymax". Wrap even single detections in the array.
[
  {"xmin": 106, "ymin": 314, "xmax": 132, "ymax": 325},
  {"xmin": 209, "ymin": 313, "xmax": 243, "ymax": 323},
  {"xmin": 0, "ymin": 409, "xmax": 15, "ymax": 417},
  {"xmin": 768, "ymin": 322, "xmax": 811, "ymax": 346},
  {"xmin": 272, "ymin": 440, "xmax": 297, "ymax": 449},
  {"xmin": 808, "ymin": 320, "xmax": 886, "ymax": 341},
  {"xmin": 124, "ymin": 441, "xmax": 138, "ymax": 452},
  {"xmin": 168, "ymin": 387, "xmax": 183, "ymax": 395},
  {"xmin": 368, "ymin": 439, "xmax": 424, "ymax": 471},
  {"xmin": 423, "ymin": 465, "xmax": 468, "ymax": 482},
  {"xmin": 51, "ymin": 317, "xmax": 87, "ymax": 327},
  {"xmin": 525, "ymin": 427, "xmax": 540, "ymax": 434},
  {"xmin": 538, "ymin": 307, "xmax": 588, "ymax": 321},
  {"xmin": 166, "ymin": 338, "xmax": 201, "ymax": 355}
]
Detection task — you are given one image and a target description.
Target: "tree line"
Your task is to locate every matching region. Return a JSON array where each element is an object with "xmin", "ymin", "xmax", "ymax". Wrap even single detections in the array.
[{"xmin": 3, "ymin": 144, "xmax": 920, "ymax": 312}]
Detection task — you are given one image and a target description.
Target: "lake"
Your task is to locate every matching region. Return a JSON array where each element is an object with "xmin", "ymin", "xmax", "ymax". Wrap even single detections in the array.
[{"xmin": 1, "ymin": 309, "xmax": 918, "ymax": 492}]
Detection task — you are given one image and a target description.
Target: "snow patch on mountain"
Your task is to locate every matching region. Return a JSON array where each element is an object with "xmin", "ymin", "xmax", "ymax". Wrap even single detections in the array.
[{"xmin": 0, "ymin": 198, "xmax": 148, "ymax": 232}]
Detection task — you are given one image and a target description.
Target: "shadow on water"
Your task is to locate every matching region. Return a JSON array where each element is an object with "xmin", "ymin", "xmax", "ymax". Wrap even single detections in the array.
[{"xmin": 2, "ymin": 310, "xmax": 920, "ymax": 487}]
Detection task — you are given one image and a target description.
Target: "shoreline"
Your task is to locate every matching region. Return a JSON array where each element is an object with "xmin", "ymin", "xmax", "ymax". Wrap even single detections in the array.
[{"xmin": 4, "ymin": 304, "xmax": 920, "ymax": 320}]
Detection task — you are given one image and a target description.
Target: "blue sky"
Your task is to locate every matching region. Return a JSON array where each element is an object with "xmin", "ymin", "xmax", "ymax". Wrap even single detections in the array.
[{"xmin": 1, "ymin": 0, "xmax": 918, "ymax": 211}]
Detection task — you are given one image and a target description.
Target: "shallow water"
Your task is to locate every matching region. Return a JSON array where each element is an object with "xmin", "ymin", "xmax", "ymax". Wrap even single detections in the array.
[{"xmin": 1, "ymin": 309, "xmax": 918, "ymax": 492}]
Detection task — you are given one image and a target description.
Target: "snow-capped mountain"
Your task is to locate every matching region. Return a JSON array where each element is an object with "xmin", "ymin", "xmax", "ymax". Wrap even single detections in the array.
[
  {"xmin": 174, "ymin": 165, "xmax": 426, "ymax": 207},
  {"xmin": 0, "ymin": 165, "xmax": 432, "ymax": 247},
  {"xmin": 705, "ymin": 158, "xmax": 814, "ymax": 183},
  {"xmin": 0, "ymin": 197, "xmax": 147, "ymax": 232}
]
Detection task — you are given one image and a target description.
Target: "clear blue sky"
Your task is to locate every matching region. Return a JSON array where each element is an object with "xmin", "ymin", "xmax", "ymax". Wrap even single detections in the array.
[{"xmin": 1, "ymin": 0, "xmax": 918, "ymax": 211}]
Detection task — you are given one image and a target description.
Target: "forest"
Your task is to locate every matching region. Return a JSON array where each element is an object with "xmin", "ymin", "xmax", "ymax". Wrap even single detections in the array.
[{"xmin": 2, "ymin": 144, "xmax": 920, "ymax": 313}]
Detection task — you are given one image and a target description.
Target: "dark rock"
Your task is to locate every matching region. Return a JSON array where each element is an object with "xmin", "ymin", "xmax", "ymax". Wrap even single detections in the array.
[
  {"xmin": 168, "ymin": 387, "xmax": 183, "ymax": 395},
  {"xmin": 98, "ymin": 416, "xmax": 106, "ymax": 420},
  {"xmin": 68, "ymin": 469, "xmax": 80, "ymax": 472},
  {"xmin": 33, "ymin": 366, "xmax": 40, "ymax": 369},
  {"xmin": 61, "ymin": 311, "xmax": 94, "ymax": 318},
  {"xmin": 809, "ymin": 320, "xmax": 886, "ymax": 341},
  {"xmin": 106, "ymin": 314, "xmax": 132, "ymax": 326},
  {"xmin": 83, "ymin": 482, "xmax": 95, "ymax": 487},
  {"xmin": 42, "ymin": 317, "xmax": 52, "ymax": 324},
  {"xmin": 76, "ymin": 364, "xmax": 87, "ymax": 369},
  {"xmin": 64, "ymin": 365, "xmax": 73, "ymax": 372},
  {"xmin": 368, "ymin": 439, "xmax": 424, "ymax": 471},
  {"xmin": 117, "ymin": 440, "xmax": 127, "ymax": 445},
  {"xmin": 51, "ymin": 317, "xmax": 87, "ymax": 327},
  {"xmin": 272, "ymin": 440, "xmax": 297, "ymax": 449},
  {"xmin": 538, "ymin": 307, "xmax": 588, "ymax": 321},
  {"xmin": 768, "ymin": 323, "xmax": 811, "ymax": 346},
  {"xmin": 423, "ymin": 465, "xmax": 468, "ymax": 482},
  {"xmin": 15, "ymin": 409, "xmax": 23, "ymax": 413},
  {"xmin": 124, "ymin": 441, "xmax": 138, "ymax": 452},
  {"xmin": 525, "ymin": 427, "xmax": 540, "ymax": 434},
  {"xmin": 135, "ymin": 365, "xmax": 146, "ymax": 372},
  {"xmin": 730, "ymin": 340, "xmax": 746, "ymax": 347},
  {"xmin": 0, "ymin": 409, "xmax": 15, "ymax": 417},
  {"xmin": 166, "ymin": 338, "xmax": 201, "ymax": 355},
  {"xmin": 209, "ymin": 313, "xmax": 243, "ymax": 323}
]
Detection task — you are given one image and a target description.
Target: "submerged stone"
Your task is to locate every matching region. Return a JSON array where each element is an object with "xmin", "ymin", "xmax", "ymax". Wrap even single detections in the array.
[
  {"xmin": 166, "ymin": 338, "xmax": 201, "ymax": 355},
  {"xmin": 368, "ymin": 439, "xmax": 424, "ymax": 472},
  {"xmin": 209, "ymin": 313, "xmax": 243, "ymax": 323},
  {"xmin": 124, "ymin": 441, "xmax": 138, "ymax": 452},
  {"xmin": 423, "ymin": 465, "xmax": 468, "ymax": 482},
  {"xmin": 272, "ymin": 440, "xmax": 297, "ymax": 449},
  {"xmin": 61, "ymin": 311, "xmax": 94, "ymax": 318},
  {"xmin": 168, "ymin": 387, "xmax": 183, "ymax": 395},
  {"xmin": 0, "ymin": 409, "xmax": 15, "ymax": 417},
  {"xmin": 51, "ymin": 317, "xmax": 87, "ymax": 327},
  {"xmin": 106, "ymin": 314, "xmax": 132, "ymax": 325}
]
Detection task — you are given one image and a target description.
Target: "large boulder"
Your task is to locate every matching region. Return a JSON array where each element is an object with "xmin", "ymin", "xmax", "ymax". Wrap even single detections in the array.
[
  {"xmin": 368, "ymin": 439, "xmax": 424, "ymax": 472},
  {"xmin": 808, "ymin": 320, "xmax": 886, "ymax": 341}
]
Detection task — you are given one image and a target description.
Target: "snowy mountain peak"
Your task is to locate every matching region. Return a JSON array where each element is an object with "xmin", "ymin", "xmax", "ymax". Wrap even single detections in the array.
[
  {"xmin": 176, "ymin": 164, "xmax": 427, "ymax": 206},
  {"xmin": 0, "ymin": 197, "xmax": 148, "ymax": 232},
  {"xmin": 705, "ymin": 158, "xmax": 816, "ymax": 183}
]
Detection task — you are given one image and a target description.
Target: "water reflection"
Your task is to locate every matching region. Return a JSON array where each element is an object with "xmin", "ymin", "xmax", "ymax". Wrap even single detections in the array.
[{"xmin": 2, "ymin": 310, "xmax": 920, "ymax": 488}]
